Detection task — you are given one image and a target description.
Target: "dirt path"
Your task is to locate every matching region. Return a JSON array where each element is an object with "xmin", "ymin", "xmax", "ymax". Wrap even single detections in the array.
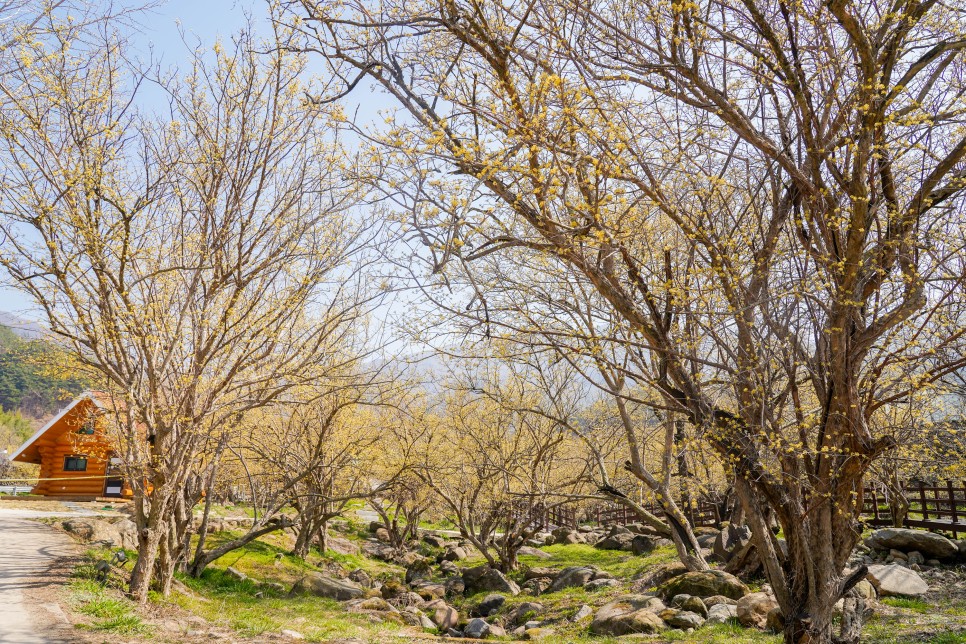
[{"xmin": 0, "ymin": 513, "xmax": 82, "ymax": 643}]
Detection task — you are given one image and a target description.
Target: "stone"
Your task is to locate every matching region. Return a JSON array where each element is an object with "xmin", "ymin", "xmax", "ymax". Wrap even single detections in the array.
[
  {"xmin": 62, "ymin": 519, "xmax": 95, "ymax": 540},
  {"xmin": 375, "ymin": 527, "xmax": 391, "ymax": 542},
  {"xmin": 766, "ymin": 607, "xmax": 785, "ymax": 633},
  {"xmin": 369, "ymin": 521, "xmax": 386, "ymax": 532},
  {"xmin": 280, "ymin": 629, "xmax": 305, "ymax": 640},
  {"xmin": 551, "ymin": 527, "xmax": 584, "ymax": 544},
  {"xmin": 595, "ymin": 532, "xmax": 635, "ymax": 551},
  {"xmin": 548, "ymin": 566, "xmax": 597, "ymax": 592},
  {"xmin": 585, "ymin": 578, "xmax": 622, "ymax": 591},
  {"xmin": 425, "ymin": 599, "xmax": 459, "ymax": 630},
  {"xmin": 590, "ymin": 595, "xmax": 667, "ymax": 635},
  {"xmin": 521, "ymin": 578, "xmax": 552, "ymax": 596},
  {"xmin": 420, "ymin": 614, "xmax": 436, "ymax": 630},
  {"xmin": 423, "ymin": 533, "xmax": 447, "ymax": 548},
  {"xmin": 524, "ymin": 567, "xmax": 559, "ymax": 581},
  {"xmin": 380, "ymin": 579, "xmax": 406, "ymax": 599},
  {"xmin": 463, "ymin": 565, "xmax": 520, "ymax": 596},
  {"xmin": 865, "ymin": 528, "xmax": 958, "ymax": 559},
  {"xmin": 712, "ymin": 524, "xmax": 752, "ymax": 562},
  {"xmin": 347, "ymin": 569, "xmax": 372, "ymax": 588},
  {"xmin": 631, "ymin": 561, "xmax": 687, "ymax": 592},
  {"xmin": 907, "ymin": 551, "xmax": 925, "ymax": 566},
  {"xmin": 355, "ymin": 597, "xmax": 397, "ymax": 612},
  {"xmin": 443, "ymin": 546, "xmax": 468, "ymax": 561},
  {"xmin": 658, "ymin": 570, "xmax": 750, "ymax": 600},
  {"xmin": 405, "ymin": 558, "xmax": 434, "ymax": 585},
  {"xmin": 572, "ymin": 604, "xmax": 593, "ymax": 622},
  {"xmin": 326, "ymin": 536, "xmax": 361, "ymax": 555},
  {"xmin": 509, "ymin": 601, "xmax": 545, "ymax": 625},
  {"xmin": 524, "ymin": 627, "xmax": 554, "ymax": 639},
  {"xmin": 671, "ymin": 594, "xmax": 708, "ymax": 617},
  {"xmin": 706, "ymin": 602, "xmax": 738, "ymax": 624},
  {"xmin": 439, "ymin": 560, "xmax": 460, "ymax": 576},
  {"xmin": 736, "ymin": 592, "xmax": 780, "ymax": 629},
  {"xmin": 411, "ymin": 580, "xmax": 446, "ymax": 599},
  {"xmin": 226, "ymin": 567, "xmax": 248, "ymax": 582},
  {"xmin": 445, "ymin": 577, "xmax": 465, "ymax": 596},
  {"xmin": 290, "ymin": 573, "xmax": 364, "ymax": 601},
  {"xmin": 866, "ymin": 564, "xmax": 929, "ymax": 597},
  {"xmin": 854, "ymin": 579, "xmax": 876, "ymax": 600},
  {"xmin": 387, "ymin": 591, "xmax": 425, "ymax": 609},
  {"xmin": 631, "ymin": 535, "xmax": 658, "ymax": 556},
  {"xmin": 463, "ymin": 617, "xmax": 490, "ymax": 639},
  {"xmin": 660, "ymin": 608, "xmax": 705, "ymax": 629},
  {"xmin": 473, "ymin": 593, "xmax": 506, "ymax": 617},
  {"xmin": 703, "ymin": 595, "xmax": 738, "ymax": 607},
  {"xmin": 489, "ymin": 623, "xmax": 506, "ymax": 637},
  {"xmin": 890, "ymin": 549, "xmax": 908, "ymax": 561},
  {"xmin": 518, "ymin": 546, "xmax": 552, "ymax": 559}
]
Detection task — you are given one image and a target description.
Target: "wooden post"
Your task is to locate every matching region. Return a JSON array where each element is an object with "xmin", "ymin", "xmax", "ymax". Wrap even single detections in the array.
[
  {"xmin": 919, "ymin": 481, "xmax": 929, "ymax": 522},
  {"xmin": 871, "ymin": 487, "xmax": 880, "ymax": 523}
]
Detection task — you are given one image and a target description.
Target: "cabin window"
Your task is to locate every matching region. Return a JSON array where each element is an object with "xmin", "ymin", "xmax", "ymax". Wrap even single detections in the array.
[{"xmin": 63, "ymin": 456, "xmax": 88, "ymax": 472}]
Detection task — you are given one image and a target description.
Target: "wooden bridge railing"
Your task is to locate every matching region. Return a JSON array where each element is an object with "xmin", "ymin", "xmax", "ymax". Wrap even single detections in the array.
[{"xmin": 861, "ymin": 480, "xmax": 966, "ymax": 538}]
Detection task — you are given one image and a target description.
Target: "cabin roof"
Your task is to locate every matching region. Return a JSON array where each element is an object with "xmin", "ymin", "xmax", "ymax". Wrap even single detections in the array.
[{"xmin": 11, "ymin": 391, "xmax": 109, "ymax": 464}]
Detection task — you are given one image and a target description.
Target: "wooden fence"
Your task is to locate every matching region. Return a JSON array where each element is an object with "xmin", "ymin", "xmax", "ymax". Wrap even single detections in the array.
[
  {"xmin": 521, "ymin": 499, "xmax": 722, "ymax": 531},
  {"xmin": 862, "ymin": 480, "xmax": 966, "ymax": 538}
]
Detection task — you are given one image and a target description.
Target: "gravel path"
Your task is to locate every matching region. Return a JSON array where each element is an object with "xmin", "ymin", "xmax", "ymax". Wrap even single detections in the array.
[{"xmin": 0, "ymin": 513, "xmax": 81, "ymax": 643}]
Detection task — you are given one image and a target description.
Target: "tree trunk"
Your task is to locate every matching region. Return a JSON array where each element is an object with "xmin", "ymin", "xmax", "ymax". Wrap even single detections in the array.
[{"xmin": 129, "ymin": 501, "xmax": 165, "ymax": 603}]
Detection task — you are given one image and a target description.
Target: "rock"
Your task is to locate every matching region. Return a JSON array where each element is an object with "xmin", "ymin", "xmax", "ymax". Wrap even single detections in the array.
[
  {"xmin": 521, "ymin": 577, "xmax": 552, "ymax": 596},
  {"xmin": 890, "ymin": 549, "xmax": 908, "ymax": 561},
  {"xmin": 405, "ymin": 558, "xmax": 434, "ymax": 585},
  {"xmin": 865, "ymin": 528, "xmax": 958, "ymax": 559},
  {"xmin": 62, "ymin": 519, "xmax": 95, "ymax": 540},
  {"xmin": 473, "ymin": 593, "xmax": 506, "ymax": 617},
  {"xmin": 585, "ymin": 578, "xmax": 622, "ymax": 591},
  {"xmin": 736, "ymin": 592, "xmax": 780, "ymax": 629},
  {"xmin": 347, "ymin": 569, "xmax": 372, "ymax": 588},
  {"xmin": 524, "ymin": 567, "xmax": 559, "ymax": 581},
  {"xmin": 445, "ymin": 577, "xmax": 466, "ymax": 596},
  {"xmin": 670, "ymin": 594, "xmax": 708, "ymax": 617},
  {"xmin": 712, "ymin": 524, "xmax": 752, "ymax": 562},
  {"xmin": 463, "ymin": 565, "xmax": 520, "ymax": 596},
  {"xmin": 590, "ymin": 595, "xmax": 667, "ymax": 635},
  {"xmin": 423, "ymin": 534, "xmax": 447, "ymax": 548},
  {"xmin": 907, "ymin": 551, "xmax": 925, "ymax": 566},
  {"xmin": 631, "ymin": 561, "xmax": 687, "ymax": 591},
  {"xmin": 443, "ymin": 546, "xmax": 468, "ymax": 561},
  {"xmin": 355, "ymin": 597, "xmax": 397, "ymax": 612},
  {"xmin": 411, "ymin": 580, "xmax": 446, "ymax": 600},
  {"xmin": 631, "ymin": 535, "xmax": 658, "ymax": 556},
  {"xmin": 766, "ymin": 607, "xmax": 785, "ymax": 633},
  {"xmin": 595, "ymin": 532, "xmax": 635, "ymax": 551},
  {"xmin": 369, "ymin": 521, "xmax": 386, "ymax": 532},
  {"xmin": 375, "ymin": 527, "xmax": 391, "ymax": 542},
  {"xmin": 658, "ymin": 570, "xmax": 749, "ymax": 600},
  {"xmin": 361, "ymin": 541, "xmax": 396, "ymax": 562},
  {"xmin": 439, "ymin": 560, "xmax": 460, "ymax": 576},
  {"xmin": 326, "ymin": 536, "xmax": 361, "ymax": 556},
  {"xmin": 489, "ymin": 623, "xmax": 506, "ymax": 637},
  {"xmin": 551, "ymin": 527, "xmax": 584, "ymax": 544},
  {"xmin": 854, "ymin": 579, "xmax": 876, "ymax": 600},
  {"xmin": 660, "ymin": 608, "xmax": 705, "ymax": 629},
  {"xmin": 419, "ymin": 614, "xmax": 436, "ymax": 630},
  {"xmin": 380, "ymin": 579, "xmax": 406, "ymax": 599},
  {"xmin": 290, "ymin": 573, "xmax": 364, "ymax": 601},
  {"xmin": 509, "ymin": 602, "xmax": 545, "ymax": 625},
  {"xmin": 280, "ymin": 629, "xmax": 305, "ymax": 640},
  {"xmin": 524, "ymin": 627, "xmax": 554, "ymax": 639},
  {"xmin": 704, "ymin": 595, "xmax": 738, "ymax": 607},
  {"xmin": 706, "ymin": 602, "xmax": 738, "ymax": 624},
  {"xmin": 463, "ymin": 617, "xmax": 490, "ymax": 639},
  {"xmin": 866, "ymin": 563, "xmax": 929, "ymax": 597},
  {"xmin": 548, "ymin": 566, "xmax": 597, "ymax": 592},
  {"xmin": 387, "ymin": 591, "xmax": 425, "ymax": 609},
  {"xmin": 518, "ymin": 546, "xmax": 552, "ymax": 559},
  {"xmin": 226, "ymin": 567, "xmax": 248, "ymax": 582},
  {"xmin": 426, "ymin": 599, "xmax": 459, "ymax": 630},
  {"xmin": 111, "ymin": 519, "xmax": 138, "ymax": 550}
]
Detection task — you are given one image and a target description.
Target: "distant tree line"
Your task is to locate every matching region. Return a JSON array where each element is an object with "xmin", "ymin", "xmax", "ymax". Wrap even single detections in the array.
[{"xmin": 0, "ymin": 324, "xmax": 87, "ymax": 418}]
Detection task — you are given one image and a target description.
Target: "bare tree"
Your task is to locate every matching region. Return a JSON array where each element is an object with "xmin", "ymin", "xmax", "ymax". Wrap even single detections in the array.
[
  {"xmin": 282, "ymin": 1, "xmax": 966, "ymax": 641},
  {"xmin": 0, "ymin": 19, "xmax": 382, "ymax": 601}
]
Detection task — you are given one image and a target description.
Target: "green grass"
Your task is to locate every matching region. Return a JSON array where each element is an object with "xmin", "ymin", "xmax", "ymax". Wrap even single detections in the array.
[
  {"xmin": 518, "ymin": 542, "xmax": 679, "ymax": 580},
  {"xmin": 68, "ymin": 559, "xmax": 150, "ymax": 635},
  {"xmin": 880, "ymin": 596, "xmax": 931, "ymax": 613}
]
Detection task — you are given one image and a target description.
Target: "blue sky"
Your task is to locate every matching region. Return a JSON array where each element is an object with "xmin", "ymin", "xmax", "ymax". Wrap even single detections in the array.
[{"xmin": 0, "ymin": 0, "xmax": 337, "ymax": 319}]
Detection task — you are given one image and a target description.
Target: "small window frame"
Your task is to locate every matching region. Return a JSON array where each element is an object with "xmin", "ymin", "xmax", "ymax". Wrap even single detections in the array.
[{"xmin": 63, "ymin": 456, "xmax": 88, "ymax": 472}]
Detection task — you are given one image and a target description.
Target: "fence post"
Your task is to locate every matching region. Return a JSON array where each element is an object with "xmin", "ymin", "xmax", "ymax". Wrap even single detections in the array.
[
  {"xmin": 919, "ymin": 481, "xmax": 929, "ymax": 522},
  {"xmin": 871, "ymin": 487, "xmax": 880, "ymax": 523},
  {"xmin": 949, "ymin": 480, "xmax": 959, "ymax": 538}
]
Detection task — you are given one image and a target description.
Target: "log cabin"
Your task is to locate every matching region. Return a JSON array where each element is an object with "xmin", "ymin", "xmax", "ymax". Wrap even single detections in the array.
[{"xmin": 10, "ymin": 392, "xmax": 132, "ymax": 499}]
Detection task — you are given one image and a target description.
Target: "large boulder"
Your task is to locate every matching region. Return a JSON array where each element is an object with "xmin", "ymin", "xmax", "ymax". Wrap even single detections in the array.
[
  {"xmin": 865, "ymin": 528, "xmax": 958, "ymax": 559},
  {"xmin": 706, "ymin": 602, "xmax": 738, "ymax": 625},
  {"xmin": 462, "ymin": 565, "xmax": 520, "ymax": 596},
  {"xmin": 425, "ymin": 599, "xmax": 459, "ymax": 630},
  {"xmin": 631, "ymin": 561, "xmax": 687, "ymax": 592},
  {"xmin": 63, "ymin": 518, "xmax": 137, "ymax": 550},
  {"xmin": 405, "ymin": 558, "xmax": 434, "ymax": 585},
  {"xmin": 658, "ymin": 570, "xmax": 749, "ymax": 600},
  {"xmin": 590, "ymin": 595, "xmax": 667, "ymax": 635},
  {"xmin": 631, "ymin": 535, "xmax": 658, "ymax": 556},
  {"xmin": 290, "ymin": 573, "xmax": 364, "ymax": 601},
  {"xmin": 736, "ymin": 592, "xmax": 780, "ymax": 629},
  {"xmin": 595, "ymin": 533, "xmax": 635, "ymax": 551},
  {"xmin": 326, "ymin": 536, "xmax": 360, "ymax": 556},
  {"xmin": 866, "ymin": 564, "xmax": 929, "ymax": 597},
  {"xmin": 548, "ymin": 566, "xmax": 597, "ymax": 592},
  {"xmin": 472, "ymin": 593, "xmax": 506, "ymax": 617},
  {"xmin": 464, "ymin": 618, "xmax": 490, "ymax": 639},
  {"xmin": 660, "ymin": 608, "xmax": 705, "ymax": 630}
]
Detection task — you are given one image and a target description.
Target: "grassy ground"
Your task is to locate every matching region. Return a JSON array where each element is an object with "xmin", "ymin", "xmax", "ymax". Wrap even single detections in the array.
[{"xmin": 49, "ymin": 513, "xmax": 966, "ymax": 643}]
